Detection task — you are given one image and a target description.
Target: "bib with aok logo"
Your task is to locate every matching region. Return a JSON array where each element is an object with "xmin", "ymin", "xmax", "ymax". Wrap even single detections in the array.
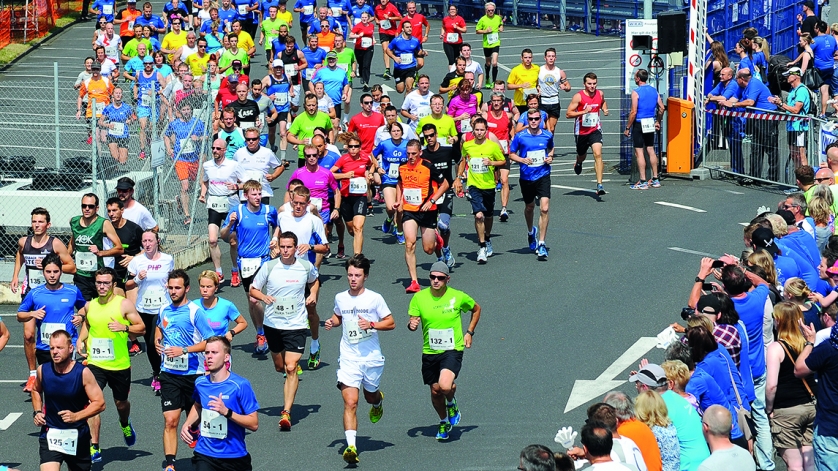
[
  {"xmin": 399, "ymin": 53, "xmax": 414, "ymax": 65},
  {"xmin": 428, "ymin": 328, "xmax": 454, "ymax": 351},
  {"xmin": 446, "ymin": 32, "xmax": 459, "ymax": 42},
  {"xmin": 207, "ymin": 195, "xmax": 229, "ymax": 212},
  {"xmin": 582, "ymin": 112, "xmax": 599, "ymax": 127},
  {"xmin": 102, "ymin": 4, "xmax": 114, "ymax": 14},
  {"xmin": 28, "ymin": 270, "xmax": 46, "ymax": 287},
  {"xmin": 142, "ymin": 285, "xmax": 166, "ymax": 311},
  {"xmin": 403, "ymin": 188, "xmax": 422, "ymax": 205},
  {"xmin": 460, "ymin": 120, "xmax": 473, "ymax": 133},
  {"xmin": 239, "ymin": 257, "xmax": 262, "ymax": 278},
  {"xmin": 108, "ymin": 122, "xmax": 125, "ymax": 136},
  {"xmin": 273, "ymin": 92, "xmax": 288, "ymax": 106},
  {"xmin": 344, "ymin": 318, "xmax": 373, "ymax": 344},
  {"xmin": 303, "ymin": 5, "xmax": 313, "ymax": 14},
  {"xmin": 40, "ymin": 323, "xmax": 65, "ymax": 345},
  {"xmin": 527, "ymin": 149, "xmax": 545, "ymax": 166},
  {"xmin": 75, "ymin": 251, "xmax": 98, "ymax": 272},
  {"xmin": 387, "ymin": 164, "xmax": 400, "ymax": 179},
  {"xmin": 349, "ymin": 177, "xmax": 368, "ymax": 194},
  {"xmin": 284, "ymin": 64, "xmax": 298, "ymax": 77},
  {"xmin": 90, "ymin": 337, "xmax": 116, "ymax": 361},
  {"xmin": 237, "ymin": 4, "xmax": 247, "ymax": 14},
  {"xmin": 331, "ymin": 7, "xmax": 342, "ymax": 16},
  {"xmin": 47, "ymin": 428, "xmax": 78, "ymax": 455},
  {"xmin": 640, "ymin": 117, "xmax": 655, "ymax": 133},
  {"xmin": 361, "ymin": 37, "xmax": 373, "ymax": 48},
  {"xmin": 164, "ymin": 352, "xmax": 188, "ymax": 371},
  {"xmin": 486, "ymin": 32, "xmax": 499, "ymax": 44},
  {"xmin": 271, "ymin": 296, "xmax": 298, "ymax": 317},
  {"xmin": 380, "ymin": 19, "xmax": 391, "ymax": 30},
  {"xmin": 469, "ymin": 157, "xmax": 488, "ymax": 174},
  {"xmin": 201, "ymin": 409, "xmax": 228, "ymax": 439}
]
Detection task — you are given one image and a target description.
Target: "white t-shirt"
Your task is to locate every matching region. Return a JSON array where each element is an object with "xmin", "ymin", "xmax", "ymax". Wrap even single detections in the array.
[
  {"xmin": 317, "ymin": 95, "xmax": 335, "ymax": 114},
  {"xmin": 815, "ymin": 327, "xmax": 831, "ymax": 346},
  {"xmin": 538, "ymin": 65, "xmax": 563, "ymax": 104},
  {"xmin": 234, "ymin": 146, "xmax": 281, "ymax": 198},
  {"xmin": 464, "ymin": 59, "xmax": 483, "ymax": 77},
  {"xmin": 612, "ymin": 436, "xmax": 646, "ymax": 471},
  {"xmin": 277, "ymin": 211, "xmax": 326, "ymax": 248},
  {"xmin": 334, "ymin": 288, "xmax": 391, "ymax": 362},
  {"xmin": 202, "ymin": 158, "xmax": 244, "ymax": 207},
  {"xmin": 589, "ymin": 461, "xmax": 635, "ymax": 471},
  {"xmin": 127, "ymin": 252, "xmax": 174, "ymax": 314},
  {"xmin": 373, "ymin": 122, "xmax": 417, "ymax": 147},
  {"xmin": 179, "ymin": 44, "xmax": 199, "ymax": 63},
  {"xmin": 251, "ymin": 258, "xmax": 318, "ymax": 330},
  {"xmin": 401, "ymin": 89, "xmax": 433, "ymax": 129},
  {"xmin": 123, "ymin": 201, "xmax": 158, "ymax": 230}
]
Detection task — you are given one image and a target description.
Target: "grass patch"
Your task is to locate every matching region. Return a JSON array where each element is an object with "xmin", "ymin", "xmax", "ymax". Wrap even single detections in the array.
[{"xmin": 0, "ymin": 43, "xmax": 29, "ymax": 64}]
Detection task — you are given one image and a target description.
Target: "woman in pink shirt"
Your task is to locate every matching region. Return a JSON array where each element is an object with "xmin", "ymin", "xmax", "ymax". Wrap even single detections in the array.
[{"xmin": 447, "ymin": 80, "xmax": 479, "ymax": 134}]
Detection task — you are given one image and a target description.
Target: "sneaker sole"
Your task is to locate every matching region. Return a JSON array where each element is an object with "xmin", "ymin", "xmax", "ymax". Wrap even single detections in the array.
[
  {"xmin": 499, "ymin": 214, "xmax": 508, "ymax": 222},
  {"xmin": 343, "ymin": 450, "xmax": 359, "ymax": 464}
]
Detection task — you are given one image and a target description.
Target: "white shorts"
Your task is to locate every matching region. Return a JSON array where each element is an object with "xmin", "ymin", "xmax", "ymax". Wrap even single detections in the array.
[
  {"xmin": 290, "ymin": 85, "xmax": 302, "ymax": 108},
  {"xmin": 336, "ymin": 357, "xmax": 384, "ymax": 392}
]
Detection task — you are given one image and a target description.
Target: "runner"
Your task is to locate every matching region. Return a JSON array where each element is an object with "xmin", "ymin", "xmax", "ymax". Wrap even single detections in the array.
[
  {"xmin": 485, "ymin": 92, "xmax": 514, "ymax": 220},
  {"xmin": 192, "ymin": 271, "xmax": 247, "ymax": 341},
  {"xmin": 249, "ymin": 231, "xmax": 319, "ymax": 431},
  {"xmin": 567, "ymin": 72, "xmax": 609, "ymax": 196},
  {"xmin": 624, "ymin": 68, "xmax": 665, "ymax": 190},
  {"xmin": 69, "ymin": 194, "xmax": 124, "ymax": 301},
  {"xmin": 401, "ymin": 74, "xmax": 433, "ymax": 132},
  {"xmin": 538, "ymin": 47, "xmax": 570, "ymax": 133},
  {"xmin": 200, "ymin": 139, "xmax": 243, "ymax": 282},
  {"xmin": 417, "ymin": 94, "xmax": 459, "ymax": 149},
  {"xmin": 373, "ymin": 122, "xmax": 409, "ymax": 243},
  {"xmin": 397, "ymin": 139, "xmax": 449, "ymax": 293},
  {"xmin": 407, "ymin": 261, "xmax": 481, "ymax": 440},
  {"xmin": 293, "ymin": 0, "xmax": 316, "ymax": 42},
  {"xmin": 332, "ymin": 132, "xmax": 376, "ymax": 256},
  {"xmin": 324, "ymin": 254, "xmax": 394, "ymax": 464},
  {"xmin": 373, "ymin": 0, "xmax": 401, "ymax": 79},
  {"xmin": 76, "ymin": 267, "xmax": 143, "ymax": 462},
  {"xmin": 440, "ymin": 4, "xmax": 465, "ymax": 68},
  {"xmin": 386, "ymin": 21, "xmax": 425, "ymax": 95},
  {"xmin": 248, "ymin": 79, "xmax": 279, "ymax": 148},
  {"xmin": 420, "ymin": 123, "xmax": 458, "ymax": 268},
  {"xmin": 219, "ymin": 180, "xmax": 280, "ymax": 355},
  {"xmin": 310, "ymin": 50, "xmax": 350, "ymax": 131},
  {"xmin": 374, "ymin": 104, "xmax": 416, "ymax": 146},
  {"xmin": 263, "ymin": 60, "xmax": 295, "ymax": 155},
  {"xmin": 276, "ymin": 36, "xmax": 307, "ymax": 116},
  {"xmin": 455, "ymin": 117, "xmax": 505, "ymax": 264},
  {"xmin": 155, "ymin": 269, "xmax": 215, "ymax": 471},
  {"xmin": 509, "ymin": 109, "xmax": 554, "ymax": 260},
  {"xmin": 179, "ymin": 336, "xmax": 259, "ymax": 471},
  {"xmin": 349, "ymin": 11, "xmax": 376, "ymax": 91},
  {"xmin": 213, "ymin": 106, "xmax": 247, "ymax": 163},
  {"xmin": 289, "ymin": 143, "xmax": 341, "ymax": 242},
  {"xmin": 475, "ymin": 2, "xmax": 502, "ymax": 89},
  {"xmin": 164, "ymin": 102, "xmax": 207, "ymax": 226},
  {"xmin": 287, "ymin": 92, "xmax": 334, "ymax": 166},
  {"xmin": 234, "ymin": 127, "xmax": 285, "ymax": 205},
  {"xmin": 99, "ymin": 87, "xmax": 136, "ymax": 165},
  {"xmin": 126, "ymin": 230, "xmax": 175, "ymax": 395},
  {"xmin": 506, "ymin": 48, "xmax": 540, "ymax": 115},
  {"xmin": 514, "ymin": 93, "xmax": 548, "ymax": 133},
  {"xmin": 31, "ymin": 330, "xmax": 106, "ymax": 471}
]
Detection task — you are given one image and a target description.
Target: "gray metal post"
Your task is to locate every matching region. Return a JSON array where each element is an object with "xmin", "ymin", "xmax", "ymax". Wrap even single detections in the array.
[
  {"xmin": 644, "ymin": 0, "xmax": 653, "ymax": 18},
  {"xmin": 512, "ymin": 0, "xmax": 518, "ymax": 26},
  {"xmin": 560, "ymin": 0, "xmax": 566, "ymax": 31},
  {"xmin": 54, "ymin": 62, "xmax": 60, "ymax": 169},
  {"xmin": 152, "ymin": 93, "xmax": 159, "ymax": 221},
  {"xmin": 91, "ymin": 98, "xmax": 97, "ymax": 194}
]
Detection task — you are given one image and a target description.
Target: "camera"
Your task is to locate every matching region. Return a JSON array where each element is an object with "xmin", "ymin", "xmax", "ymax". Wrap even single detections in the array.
[{"xmin": 680, "ymin": 307, "xmax": 695, "ymax": 320}]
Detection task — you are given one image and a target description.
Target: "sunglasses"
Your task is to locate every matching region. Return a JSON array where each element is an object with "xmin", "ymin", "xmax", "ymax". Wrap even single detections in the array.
[
  {"xmin": 347, "ymin": 144, "xmax": 360, "ymax": 148},
  {"xmin": 245, "ymin": 137, "xmax": 259, "ymax": 141},
  {"xmin": 816, "ymin": 177, "xmax": 832, "ymax": 182},
  {"xmin": 429, "ymin": 274, "xmax": 447, "ymax": 281},
  {"xmin": 362, "ymin": 101, "xmax": 373, "ymax": 104},
  {"xmin": 212, "ymin": 146, "xmax": 224, "ymax": 150},
  {"xmin": 81, "ymin": 204, "xmax": 96, "ymax": 209},
  {"xmin": 305, "ymin": 153, "xmax": 319, "ymax": 157},
  {"xmin": 423, "ymin": 133, "xmax": 435, "ymax": 138},
  {"xmin": 528, "ymin": 117, "xmax": 541, "ymax": 121}
]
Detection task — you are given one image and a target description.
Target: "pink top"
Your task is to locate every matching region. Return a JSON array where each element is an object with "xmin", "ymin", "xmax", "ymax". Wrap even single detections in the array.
[
  {"xmin": 289, "ymin": 166, "xmax": 339, "ymax": 211},
  {"xmin": 447, "ymin": 93, "xmax": 478, "ymax": 133}
]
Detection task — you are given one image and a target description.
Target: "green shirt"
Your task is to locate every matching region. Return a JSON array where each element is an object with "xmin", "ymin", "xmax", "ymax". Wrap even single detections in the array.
[
  {"xmin": 122, "ymin": 38, "xmax": 152, "ymax": 59},
  {"xmin": 261, "ymin": 17, "xmax": 288, "ymax": 49},
  {"xmin": 86, "ymin": 295, "xmax": 131, "ymax": 371},
  {"xmin": 288, "ymin": 111, "xmax": 333, "ymax": 159},
  {"xmin": 334, "ymin": 47, "xmax": 356, "ymax": 82},
  {"xmin": 219, "ymin": 48, "xmax": 249, "ymax": 74},
  {"xmin": 476, "ymin": 15, "xmax": 502, "ymax": 48},
  {"xmin": 418, "ymin": 114, "xmax": 458, "ymax": 144},
  {"xmin": 462, "ymin": 139, "xmax": 505, "ymax": 189},
  {"xmin": 408, "ymin": 287, "xmax": 475, "ymax": 355},
  {"xmin": 70, "ymin": 215, "xmax": 106, "ymax": 278}
]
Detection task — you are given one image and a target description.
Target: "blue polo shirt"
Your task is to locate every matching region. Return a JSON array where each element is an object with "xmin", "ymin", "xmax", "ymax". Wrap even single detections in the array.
[
  {"xmin": 509, "ymin": 128, "xmax": 553, "ymax": 182},
  {"xmin": 741, "ymin": 77, "xmax": 775, "ymax": 113},
  {"xmin": 388, "ymin": 35, "xmax": 422, "ymax": 70},
  {"xmin": 295, "ymin": 0, "xmax": 316, "ymax": 24},
  {"xmin": 193, "ymin": 372, "xmax": 259, "ymax": 458},
  {"xmin": 812, "ymin": 34, "xmax": 837, "ymax": 70},
  {"xmin": 19, "ymin": 285, "xmax": 87, "ymax": 351},
  {"xmin": 311, "ymin": 66, "xmax": 348, "ymax": 104},
  {"xmin": 732, "ymin": 284, "xmax": 770, "ymax": 378}
]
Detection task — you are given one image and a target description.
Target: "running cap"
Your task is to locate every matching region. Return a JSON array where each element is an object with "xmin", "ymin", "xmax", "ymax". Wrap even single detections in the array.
[
  {"xmin": 751, "ymin": 227, "xmax": 780, "ymax": 256},
  {"xmin": 628, "ymin": 364, "xmax": 667, "ymax": 387},
  {"xmin": 272, "ymin": 59, "xmax": 284, "ymax": 68},
  {"xmin": 783, "ymin": 67, "xmax": 802, "ymax": 77}
]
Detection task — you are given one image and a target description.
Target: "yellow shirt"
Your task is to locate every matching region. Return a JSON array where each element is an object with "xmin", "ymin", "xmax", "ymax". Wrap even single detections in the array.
[
  {"xmin": 236, "ymin": 30, "xmax": 256, "ymax": 54},
  {"xmin": 508, "ymin": 63, "xmax": 540, "ymax": 106},
  {"xmin": 277, "ymin": 10, "xmax": 293, "ymax": 27},
  {"xmin": 161, "ymin": 30, "xmax": 188, "ymax": 62},
  {"xmin": 186, "ymin": 51, "xmax": 212, "ymax": 76}
]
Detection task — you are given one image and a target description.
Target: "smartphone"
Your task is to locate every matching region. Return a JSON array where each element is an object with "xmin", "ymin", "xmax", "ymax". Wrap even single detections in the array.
[
  {"xmin": 702, "ymin": 283, "xmax": 714, "ymax": 291},
  {"xmin": 711, "ymin": 260, "xmax": 725, "ymax": 268}
]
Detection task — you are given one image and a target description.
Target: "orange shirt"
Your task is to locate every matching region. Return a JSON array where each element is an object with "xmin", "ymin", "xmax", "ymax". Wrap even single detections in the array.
[
  {"xmin": 80, "ymin": 76, "xmax": 114, "ymax": 118},
  {"xmin": 317, "ymin": 31, "xmax": 336, "ymax": 52},
  {"xmin": 116, "ymin": 8, "xmax": 142, "ymax": 37},
  {"xmin": 617, "ymin": 419, "xmax": 663, "ymax": 471},
  {"xmin": 397, "ymin": 158, "xmax": 444, "ymax": 212}
]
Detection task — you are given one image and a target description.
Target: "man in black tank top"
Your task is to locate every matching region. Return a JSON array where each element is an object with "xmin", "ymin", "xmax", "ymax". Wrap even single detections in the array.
[
  {"xmin": 31, "ymin": 330, "xmax": 105, "ymax": 471},
  {"xmin": 279, "ymin": 36, "xmax": 307, "ymax": 114}
]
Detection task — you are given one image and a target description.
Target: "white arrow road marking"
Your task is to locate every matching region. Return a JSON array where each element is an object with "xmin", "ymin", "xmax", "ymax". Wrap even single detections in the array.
[
  {"xmin": 0, "ymin": 413, "xmax": 22, "ymax": 430},
  {"xmin": 667, "ymin": 247, "xmax": 718, "ymax": 257},
  {"xmin": 654, "ymin": 201, "xmax": 707, "ymax": 213}
]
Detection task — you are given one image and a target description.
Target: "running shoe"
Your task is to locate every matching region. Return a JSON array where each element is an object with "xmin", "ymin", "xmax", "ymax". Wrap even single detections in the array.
[
  {"xmin": 442, "ymin": 247, "xmax": 455, "ymax": 268},
  {"xmin": 122, "ymin": 419, "xmax": 137, "ymax": 446},
  {"xmin": 369, "ymin": 392, "xmax": 384, "ymax": 423},
  {"xmin": 23, "ymin": 375, "xmax": 36, "ymax": 393},
  {"xmin": 650, "ymin": 178, "xmax": 661, "ymax": 188},
  {"xmin": 151, "ymin": 375, "xmax": 161, "ymax": 395},
  {"xmin": 279, "ymin": 410, "xmax": 292, "ymax": 431},
  {"xmin": 163, "ymin": 465, "xmax": 176, "ymax": 471},
  {"xmin": 382, "ymin": 218, "xmax": 393, "ymax": 234},
  {"xmin": 297, "ymin": 364, "xmax": 303, "ymax": 375},
  {"xmin": 596, "ymin": 184, "xmax": 605, "ymax": 196},
  {"xmin": 215, "ymin": 271, "xmax": 224, "ymax": 283},
  {"xmin": 308, "ymin": 349, "xmax": 321, "ymax": 370},
  {"xmin": 573, "ymin": 161, "xmax": 582, "ymax": 175},
  {"xmin": 366, "ymin": 204, "xmax": 374, "ymax": 216},
  {"xmin": 230, "ymin": 271, "xmax": 241, "ymax": 287},
  {"xmin": 499, "ymin": 208, "xmax": 509, "ymax": 222},
  {"xmin": 343, "ymin": 445, "xmax": 359, "ymax": 464},
  {"xmin": 187, "ymin": 426, "xmax": 199, "ymax": 449},
  {"xmin": 405, "ymin": 280, "xmax": 421, "ymax": 293},
  {"xmin": 436, "ymin": 422, "xmax": 452, "ymax": 440},
  {"xmin": 396, "ymin": 232, "xmax": 405, "ymax": 245},
  {"xmin": 495, "ymin": 182, "xmax": 502, "ymax": 192},
  {"xmin": 446, "ymin": 398, "xmax": 461, "ymax": 426},
  {"xmin": 336, "ymin": 245, "xmax": 346, "ymax": 259},
  {"xmin": 363, "ymin": 83, "xmax": 370, "ymax": 92},
  {"xmin": 382, "ymin": 69, "xmax": 391, "ymax": 80},
  {"xmin": 527, "ymin": 227, "xmax": 538, "ymax": 252},
  {"xmin": 138, "ymin": 150, "xmax": 147, "ymax": 160},
  {"xmin": 477, "ymin": 247, "xmax": 488, "ymax": 264},
  {"xmin": 434, "ymin": 231, "xmax": 444, "ymax": 252},
  {"xmin": 485, "ymin": 240, "xmax": 494, "ymax": 257},
  {"xmin": 484, "ymin": 81, "xmax": 491, "ymax": 89},
  {"xmin": 255, "ymin": 334, "xmax": 268, "ymax": 354},
  {"xmin": 536, "ymin": 244, "xmax": 549, "ymax": 261},
  {"xmin": 90, "ymin": 445, "xmax": 102, "ymax": 463},
  {"xmin": 630, "ymin": 181, "xmax": 649, "ymax": 190},
  {"xmin": 86, "ymin": 135, "xmax": 93, "ymax": 145},
  {"xmin": 128, "ymin": 340, "xmax": 142, "ymax": 356}
]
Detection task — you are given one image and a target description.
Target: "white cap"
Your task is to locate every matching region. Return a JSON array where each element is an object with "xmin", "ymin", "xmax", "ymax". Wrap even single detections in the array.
[{"xmin": 272, "ymin": 59, "xmax": 284, "ymax": 68}]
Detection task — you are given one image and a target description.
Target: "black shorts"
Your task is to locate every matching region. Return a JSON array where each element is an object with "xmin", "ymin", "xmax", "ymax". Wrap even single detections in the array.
[
  {"xmin": 380, "ymin": 182, "xmax": 398, "ymax": 189},
  {"xmin": 632, "ymin": 121, "xmax": 655, "ymax": 148},
  {"xmin": 340, "ymin": 195, "xmax": 368, "ymax": 222},
  {"xmin": 520, "ymin": 175, "xmax": 551, "ymax": 204},
  {"xmin": 539, "ymin": 101, "xmax": 562, "ymax": 118},
  {"xmin": 193, "ymin": 452, "xmax": 253, "ymax": 471},
  {"xmin": 159, "ymin": 371, "xmax": 200, "ymax": 412},
  {"xmin": 88, "ymin": 364, "xmax": 132, "ymax": 401},
  {"xmin": 334, "ymin": 105, "xmax": 342, "ymax": 120},
  {"xmin": 437, "ymin": 190, "xmax": 454, "ymax": 215},
  {"xmin": 394, "ymin": 66, "xmax": 416, "ymax": 84},
  {"xmin": 106, "ymin": 135, "xmax": 129, "ymax": 148},
  {"xmin": 299, "ymin": 22, "xmax": 309, "ymax": 35},
  {"xmin": 378, "ymin": 32, "xmax": 395, "ymax": 43},
  {"xmin": 402, "ymin": 209, "xmax": 438, "ymax": 229},
  {"xmin": 575, "ymin": 130, "xmax": 603, "ymax": 156},
  {"xmin": 263, "ymin": 326, "xmax": 307, "ymax": 354},
  {"xmin": 468, "ymin": 187, "xmax": 496, "ymax": 215},
  {"xmin": 36, "ymin": 349, "xmax": 52, "ymax": 366},
  {"xmin": 482, "ymin": 46, "xmax": 499, "ymax": 58},
  {"xmin": 73, "ymin": 274, "xmax": 97, "ymax": 301},
  {"xmin": 421, "ymin": 350, "xmax": 463, "ymax": 385},
  {"xmin": 277, "ymin": 111, "xmax": 289, "ymax": 122},
  {"xmin": 39, "ymin": 430, "xmax": 92, "ymax": 471},
  {"xmin": 208, "ymin": 208, "xmax": 228, "ymax": 227}
]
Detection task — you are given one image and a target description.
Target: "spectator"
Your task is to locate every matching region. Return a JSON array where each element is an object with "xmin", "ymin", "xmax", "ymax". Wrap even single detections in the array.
[
  {"xmin": 795, "ymin": 322, "xmax": 838, "ymax": 471},
  {"xmin": 634, "ymin": 391, "xmax": 680, "ymax": 471},
  {"xmin": 518, "ymin": 444, "xmax": 557, "ymax": 471},
  {"xmin": 604, "ymin": 391, "xmax": 663, "ymax": 471},
  {"xmin": 809, "ymin": 191, "xmax": 834, "ymax": 251},
  {"xmin": 660, "ymin": 355, "xmax": 700, "ymax": 413},
  {"xmin": 698, "ymin": 405, "xmax": 756, "ymax": 471},
  {"xmin": 584, "ymin": 402, "xmax": 647, "ymax": 471},
  {"xmin": 784, "ymin": 277, "xmax": 823, "ymax": 331},
  {"xmin": 580, "ymin": 421, "xmax": 635, "ymax": 470},
  {"xmin": 815, "ymin": 304, "xmax": 838, "ymax": 345}
]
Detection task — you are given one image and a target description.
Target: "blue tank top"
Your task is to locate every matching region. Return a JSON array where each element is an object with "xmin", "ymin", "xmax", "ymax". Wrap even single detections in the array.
[
  {"xmin": 42, "ymin": 361, "xmax": 89, "ymax": 430},
  {"xmin": 136, "ymin": 71, "xmax": 161, "ymax": 106},
  {"xmin": 635, "ymin": 84, "xmax": 658, "ymax": 120},
  {"xmin": 266, "ymin": 75, "xmax": 291, "ymax": 113}
]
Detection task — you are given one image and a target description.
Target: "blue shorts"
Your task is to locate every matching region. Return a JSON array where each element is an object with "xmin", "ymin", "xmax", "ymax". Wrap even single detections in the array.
[
  {"xmin": 136, "ymin": 105, "xmax": 158, "ymax": 120},
  {"xmin": 260, "ymin": 133, "xmax": 268, "ymax": 146},
  {"xmin": 319, "ymin": 207, "xmax": 332, "ymax": 224}
]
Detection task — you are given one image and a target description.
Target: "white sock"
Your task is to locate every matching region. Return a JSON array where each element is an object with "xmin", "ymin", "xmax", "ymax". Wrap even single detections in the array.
[
  {"xmin": 29, "ymin": 370, "xmax": 36, "ymax": 377},
  {"xmin": 311, "ymin": 339, "xmax": 320, "ymax": 353},
  {"xmin": 345, "ymin": 430, "xmax": 357, "ymax": 447},
  {"xmin": 440, "ymin": 417, "xmax": 449, "ymax": 424},
  {"xmin": 216, "ymin": 268, "xmax": 223, "ymax": 276}
]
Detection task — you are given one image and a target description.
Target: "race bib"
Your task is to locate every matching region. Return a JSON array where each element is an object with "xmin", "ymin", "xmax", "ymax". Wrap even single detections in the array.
[
  {"xmin": 403, "ymin": 188, "xmax": 422, "ymax": 205},
  {"xmin": 349, "ymin": 177, "xmax": 368, "ymax": 194},
  {"xmin": 353, "ymin": 17, "xmax": 362, "ymax": 25},
  {"xmin": 499, "ymin": 139, "xmax": 509, "ymax": 153},
  {"xmin": 284, "ymin": 64, "xmax": 297, "ymax": 77},
  {"xmin": 305, "ymin": 68, "xmax": 315, "ymax": 80},
  {"xmin": 336, "ymin": 63, "xmax": 348, "ymax": 71},
  {"xmin": 180, "ymin": 137, "xmax": 196, "ymax": 154},
  {"xmin": 303, "ymin": 4, "xmax": 313, "ymax": 15},
  {"xmin": 331, "ymin": 6, "xmax": 341, "ymax": 16},
  {"xmin": 428, "ymin": 328, "xmax": 454, "ymax": 351},
  {"xmin": 237, "ymin": 4, "xmax": 247, "ymax": 15},
  {"xmin": 95, "ymin": 102, "xmax": 106, "ymax": 116},
  {"xmin": 523, "ymin": 87, "xmax": 538, "ymax": 97},
  {"xmin": 243, "ymin": 169, "xmax": 263, "ymax": 183},
  {"xmin": 640, "ymin": 117, "xmax": 655, "ymax": 133},
  {"xmin": 164, "ymin": 352, "xmax": 188, "ymax": 371},
  {"xmin": 128, "ymin": 20, "xmax": 134, "ymax": 29},
  {"xmin": 321, "ymin": 46, "xmax": 331, "ymax": 52},
  {"xmin": 469, "ymin": 157, "xmax": 488, "ymax": 174},
  {"xmin": 108, "ymin": 122, "xmax": 125, "ymax": 136},
  {"xmin": 344, "ymin": 318, "xmax": 373, "ymax": 344},
  {"xmin": 141, "ymin": 92, "xmax": 151, "ymax": 107},
  {"xmin": 416, "ymin": 105, "xmax": 431, "ymax": 119},
  {"xmin": 239, "ymin": 257, "xmax": 262, "ymax": 278},
  {"xmin": 201, "ymin": 409, "xmax": 228, "ymax": 439},
  {"xmin": 46, "ymin": 428, "xmax": 78, "ymax": 455},
  {"xmin": 273, "ymin": 93, "xmax": 288, "ymax": 106},
  {"xmin": 142, "ymin": 285, "xmax": 166, "ymax": 311},
  {"xmin": 387, "ymin": 163, "xmax": 400, "ymax": 179},
  {"xmin": 102, "ymin": 4, "xmax": 113, "ymax": 14},
  {"xmin": 460, "ymin": 120, "xmax": 472, "ymax": 133},
  {"xmin": 527, "ymin": 149, "xmax": 545, "ymax": 166},
  {"xmin": 40, "ymin": 323, "xmax": 65, "ymax": 345},
  {"xmin": 105, "ymin": 45, "xmax": 118, "ymax": 57},
  {"xmin": 75, "ymin": 251, "xmax": 98, "ymax": 272},
  {"xmin": 582, "ymin": 112, "xmax": 599, "ymax": 127},
  {"xmin": 240, "ymin": 121, "xmax": 255, "ymax": 131},
  {"xmin": 28, "ymin": 270, "xmax": 46, "ymax": 287},
  {"xmin": 380, "ymin": 19, "xmax": 391, "ymax": 30},
  {"xmin": 399, "ymin": 53, "xmax": 414, "ymax": 65},
  {"xmin": 271, "ymin": 296, "xmax": 298, "ymax": 317},
  {"xmin": 90, "ymin": 337, "xmax": 116, "ymax": 361},
  {"xmin": 486, "ymin": 32, "xmax": 499, "ymax": 44},
  {"xmin": 310, "ymin": 197, "xmax": 323, "ymax": 211},
  {"xmin": 207, "ymin": 195, "xmax": 229, "ymax": 212},
  {"xmin": 361, "ymin": 37, "xmax": 372, "ymax": 48},
  {"xmin": 446, "ymin": 32, "xmax": 459, "ymax": 42}
]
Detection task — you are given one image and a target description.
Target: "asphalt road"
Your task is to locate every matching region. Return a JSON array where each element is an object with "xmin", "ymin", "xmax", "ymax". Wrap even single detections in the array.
[{"xmin": 0, "ymin": 9, "xmax": 795, "ymax": 471}]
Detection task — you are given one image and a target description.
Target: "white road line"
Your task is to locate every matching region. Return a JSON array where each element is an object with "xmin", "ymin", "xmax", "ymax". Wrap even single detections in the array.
[
  {"xmin": 0, "ymin": 314, "xmax": 19, "ymax": 317},
  {"xmin": 2, "ymin": 345, "xmax": 23, "ymax": 348},
  {"xmin": 0, "ymin": 413, "xmax": 22, "ymax": 430},
  {"xmin": 668, "ymin": 247, "xmax": 718, "ymax": 257},
  {"xmin": 551, "ymin": 184, "xmax": 599, "ymax": 194},
  {"xmin": 654, "ymin": 201, "xmax": 707, "ymax": 213},
  {"xmin": 0, "ymin": 380, "xmax": 26, "ymax": 383},
  {"xmin": 739, "ymin": 222, "xmax": 749, "ymax": 226},
  {"xmin": 726, "ymin": 190, "xmax": 744, "ymax": 195}
]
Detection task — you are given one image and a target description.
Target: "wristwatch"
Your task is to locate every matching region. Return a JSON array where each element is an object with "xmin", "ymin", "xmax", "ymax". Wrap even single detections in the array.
[
  {"xmin": 695, "ymin": 277, "xmax": 705, "ymax": 283},
  {"xmin": 225, "ymin": 408, "xmax": 233, "ymax": 418},
  {"xmin": 429, "ymin": 198, "xmax": 436, "ymax": 204},
  {"xmin": 182, "ymin": 347, "xmax": 188, "ymax": 355},
  {"xmin": 229, "ymin": 329, "xmax": 237, "ymax": 337},
  {"xmin": 805, "ymin": 341, "xmax": 814, "ymax": 347},
  {"xmin": 466, "ymin": 330, "xmax": 475, "ymax": 336}
]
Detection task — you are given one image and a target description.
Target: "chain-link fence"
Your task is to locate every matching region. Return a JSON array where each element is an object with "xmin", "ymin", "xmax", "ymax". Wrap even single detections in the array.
[{"xmin": 0, "ymin": 62, "xmax": 212, "ymax": 283}]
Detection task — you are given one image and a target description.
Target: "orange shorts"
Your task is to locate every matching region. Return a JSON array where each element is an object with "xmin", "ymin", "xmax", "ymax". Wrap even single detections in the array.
[{"xmin": 175, "ymin": 160, "xmax": 199, "ymax": 181}]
